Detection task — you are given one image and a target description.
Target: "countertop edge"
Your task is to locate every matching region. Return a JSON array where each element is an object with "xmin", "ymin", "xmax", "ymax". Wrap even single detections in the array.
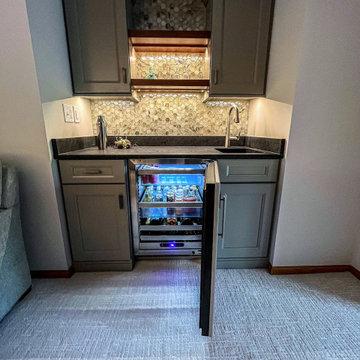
[{"xmin": 54, "ymin": 152, "xmax": 283, "ymax": 160}]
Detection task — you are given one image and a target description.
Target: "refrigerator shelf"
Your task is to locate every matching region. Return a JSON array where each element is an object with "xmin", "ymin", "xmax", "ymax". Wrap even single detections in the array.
[
  {"xmin": 139, "ymin": 189, "xmax": 203, "ymax": 208},
  {"xmin": 137, "ymin": 164, "xmax": 206, "ymax": 175},
  {"xmin": 140, "ymin": 225, "xmax": 202, "ymax": 231},
  {"xmin": 139, "ymin": 201, "xmax": 203, "ymax": 208}
]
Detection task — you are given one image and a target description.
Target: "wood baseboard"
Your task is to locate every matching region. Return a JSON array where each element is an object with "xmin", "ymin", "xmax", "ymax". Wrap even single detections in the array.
[
  {"xmin": 217, "ymin": 257, "xmax": 269, "ymax": 269},
  {"xmin": 31, "ymin": 266, "xmax": 74, "ymax": 278},
  {"xmin": 349, "ymin": 266, "xmax": 360, "ymax": 280},
  {"xmin": 73, "ymin": 260, "xmax": 134, "ymax": 271},
  {"xmin": 268, "ymin": 264, "xmax": 350, "ymax": 275}
]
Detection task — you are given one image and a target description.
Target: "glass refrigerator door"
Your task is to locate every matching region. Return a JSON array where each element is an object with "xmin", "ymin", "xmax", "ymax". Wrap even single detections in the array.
[
  {"xmin": 200, "ymin": 160, "xmax": 220, "ymax": 336},
  {"xmin": 137, "ymin": 166, "xmax": 205, "ymax": 229},
  {"xmin": 135, "ymin": 163, "xmax": 206, "ymax": 253}
]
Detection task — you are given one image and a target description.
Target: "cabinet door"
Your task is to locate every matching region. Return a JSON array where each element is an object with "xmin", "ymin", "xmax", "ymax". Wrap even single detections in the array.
[
  {"xmin": 210, "ymin": 0, "xmax": 273, "ymax": 96},
  {"xmin": 63, "ymin": 0, "xmax": 130, "ymax": 94},
  {"xmin": 63, "ymin": 184, "xmax": 131, "ymax": 261},
  {"xmin": 217, "ymin": 183, "xmax": 275, "ymax": 258}
]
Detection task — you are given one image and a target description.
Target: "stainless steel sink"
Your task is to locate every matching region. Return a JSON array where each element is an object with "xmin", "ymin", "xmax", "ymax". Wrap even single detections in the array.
[{"xmin": 215, "ymin": 147, "xmax": 265, "ymax": 154}]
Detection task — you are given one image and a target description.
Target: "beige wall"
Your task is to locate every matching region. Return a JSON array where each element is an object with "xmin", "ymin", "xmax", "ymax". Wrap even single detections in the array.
[
  {"xmin": 0, "ymin": 0, "xmax": 71, "ymax": 270},
  {"xmin": 247, "ymin": 0, "xmax": 302, "ymax": 143},
  {"xmin": 271, "ymin": 0, "xmax": 360, "ymax": 266},
  {"xmin": 266, "ymin": 0, "xmax": 305, "ymax": 105},
  {"xmin": 43, "ymin": 97, "xmax": 93, "ymax": 141},
  {"xmin": 248, "ymin": 98, "xmax": 292, "ymax": 142}
]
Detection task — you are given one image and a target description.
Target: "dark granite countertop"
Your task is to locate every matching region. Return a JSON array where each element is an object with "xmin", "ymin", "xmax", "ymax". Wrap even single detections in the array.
[
  {"xmin": 54, "ymin": 145, "xmax": 282, "ymax": 160},
  {"xmin": 52, "ymin": 136, "xmax": 285, "ymax": 160}
]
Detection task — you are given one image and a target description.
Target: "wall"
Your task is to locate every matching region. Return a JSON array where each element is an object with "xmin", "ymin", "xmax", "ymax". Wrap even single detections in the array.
[
  {"xmin": 0, "ymin": 0, "xmax": 71, "ymax": 271},
  {"xmin": 132, "ymin": 52, "xmax": 208, "ymax": 80},
  {"xmin": 248, "ymin": 98, "xmax": 292, "ymax": 141},
  {"xmin": 26, "ymin": 0, "xmax": 73, "ymax": 103},
  {"xmin": 265, "ymin": 0, "xmax": 305, "ymax": 105},
  {"xmin": 130, "ymin": 0, "xmax": 208, "ymax": 30},
  {"xmin": 90, "ymin": 96, "xmax": 249, "ymax": 136},
  {"xmin": 43, "ymin": 98, "xmax": 93, "ymax": 141},
  {"xmin": 271, "ymin": 0, "xmax": 360, "ymax": 266},
  {"xmin": 247, "ymin": 0, "xmax": 303, "ymax": 141}
]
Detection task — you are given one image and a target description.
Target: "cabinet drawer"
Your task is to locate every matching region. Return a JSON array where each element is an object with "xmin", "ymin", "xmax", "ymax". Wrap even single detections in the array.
[
  {"xmin": 218, "ymin": 159, "xmax": 279, "ymax": 183},
  {"xmin": 59, "ymin": 160, "xmax": 125, "ymax": 184}
]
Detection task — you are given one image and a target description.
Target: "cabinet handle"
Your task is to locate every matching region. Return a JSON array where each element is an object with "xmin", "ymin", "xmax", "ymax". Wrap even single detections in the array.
[
  {"xmin": 218, "ymin": 194, "xmax": 226, "ymax": 237},
  {"xmin": 84, "ymin": 169, "xmax": 102, "ymax": 175},
  {"xmin": 213, "ymin": 69, "xmax": 219, "ymax": 85},
  {"xmin": 122, "ymin": 67, "xmax": 127, "ymax": 84},
  {"xmin": 118, "ymin": 194, "xmax": 124, "ymax": 209}
]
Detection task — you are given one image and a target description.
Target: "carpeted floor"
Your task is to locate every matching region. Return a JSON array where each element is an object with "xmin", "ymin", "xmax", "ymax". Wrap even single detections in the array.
[{"xmin": 0, "ymin": 260, "xmax": 359, "ymax": 360}]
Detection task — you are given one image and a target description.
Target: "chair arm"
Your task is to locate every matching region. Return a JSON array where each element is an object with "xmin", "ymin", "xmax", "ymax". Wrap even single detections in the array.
[{"xmin": 1, "ymin": 166, "xmax": 19, "ymax": 209}]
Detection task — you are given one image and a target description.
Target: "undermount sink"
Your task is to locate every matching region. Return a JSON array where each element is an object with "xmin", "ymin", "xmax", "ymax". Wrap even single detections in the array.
[{"xmin": 215, "ymin": 147, "xmax": 265, "ymax": 154}]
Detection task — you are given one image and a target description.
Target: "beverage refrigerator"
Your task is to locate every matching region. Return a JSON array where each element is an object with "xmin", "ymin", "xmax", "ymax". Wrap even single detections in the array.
[{"xmin": 129, "ymin": 158, "xmax": 220, "ymax": 336}]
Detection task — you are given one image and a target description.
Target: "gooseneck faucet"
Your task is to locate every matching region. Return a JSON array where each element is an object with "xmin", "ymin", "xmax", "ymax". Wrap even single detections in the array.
[{"xmin": 225, "ymin": 103, "xmax": 240, "ymax": 147}]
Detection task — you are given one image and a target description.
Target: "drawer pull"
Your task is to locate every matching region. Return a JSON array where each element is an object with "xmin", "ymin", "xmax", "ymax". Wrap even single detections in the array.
[
  {"xmin": 84, "ymin": 169, "xmax": 102, "ymax": 175},
  {"xmin": 213, "ymin": 69, "xmax": 219, "ymax": 85},
  {"xmin": 122, "ymin": 67, "xmax": 127, "ymax": 84}
]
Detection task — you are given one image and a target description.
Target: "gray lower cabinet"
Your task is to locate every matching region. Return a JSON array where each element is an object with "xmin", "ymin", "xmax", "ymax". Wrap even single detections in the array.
[
  {"xmin": 63, "ymin": 0, "xmax": 131, "ymax": 95},
  {"xmin": 63, "ymin": 184, "xmax": 133, "ymax": 271},
  {"xmin": 217, "ymin": 183, "xmax": 276, "ymax": 268},
  {"xmin": 210, "ymin": 0, "xmax": 274, "ymax": 96}
]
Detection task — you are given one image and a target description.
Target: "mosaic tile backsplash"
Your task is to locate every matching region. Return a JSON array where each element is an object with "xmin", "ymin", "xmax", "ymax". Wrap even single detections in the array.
[
  {"xmin": 131, "ymin": 0, "xmax": 208, "ymax": 30},
  {"xmin": 90, "ymin": 94, "xmax": 249, "ymax": 136},
  {"xmin": 133, "ymin": 52, "xmax": 208, "ymax": 79}
]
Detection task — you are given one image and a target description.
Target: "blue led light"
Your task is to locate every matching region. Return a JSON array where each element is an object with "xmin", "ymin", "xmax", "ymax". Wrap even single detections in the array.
[{"xmin": 169, "ymin": 243, "xmax": 175, "ymax": 247}]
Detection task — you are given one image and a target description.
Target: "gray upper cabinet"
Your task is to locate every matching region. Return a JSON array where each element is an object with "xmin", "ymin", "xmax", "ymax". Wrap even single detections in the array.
[
  {"xmin": 210, "ymin": 0, "xmax": 274, "ymax": 96},
  {"xmin": 63, "ymin": 184, "xmax": 132, "ymax": 268},
  {"xmin": 63, "ymin": 0, "xmax": 131, "ymax": 94},
  {"xmin": 217, "ymin": 183, "xmax": 275, "ymax": 261}
]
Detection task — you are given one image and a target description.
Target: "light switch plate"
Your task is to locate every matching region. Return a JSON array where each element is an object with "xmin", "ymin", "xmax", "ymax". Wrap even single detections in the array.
[
  {"xmin": 62, "ymin": 104, "xmax": 74, "ymax": 123},
  {"xmin": 73, "ymin": 106, "xmax": 80, "ymax": 123}
]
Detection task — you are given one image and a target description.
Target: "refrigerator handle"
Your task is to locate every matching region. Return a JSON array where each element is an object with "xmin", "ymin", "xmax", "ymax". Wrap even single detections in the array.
[{"xmin": 218, "ymin": 194, "xmax": 226, "ymax": 238}]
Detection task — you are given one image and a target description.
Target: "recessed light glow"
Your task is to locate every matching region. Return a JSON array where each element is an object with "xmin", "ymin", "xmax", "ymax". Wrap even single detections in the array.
[{"xmin": 140, "ymin": 55, "xmax": 202, "ymax": 61}]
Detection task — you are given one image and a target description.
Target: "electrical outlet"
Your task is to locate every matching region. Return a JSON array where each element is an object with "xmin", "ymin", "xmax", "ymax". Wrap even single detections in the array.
[
  {"xmin": 62, "ymin": 104, "xmax": 74, "ymax": 123},
  {"xmin": 73, "ymin": 106, "xmax": 80, "ymax": 123}
]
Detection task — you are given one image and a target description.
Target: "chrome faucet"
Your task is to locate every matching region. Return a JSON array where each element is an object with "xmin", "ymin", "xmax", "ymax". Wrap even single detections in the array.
[{"xmin": 225, "ymin": 103, "xmax": 240, "ymax": 147}]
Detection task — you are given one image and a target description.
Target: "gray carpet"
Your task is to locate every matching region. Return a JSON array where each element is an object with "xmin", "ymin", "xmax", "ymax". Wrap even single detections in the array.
[{"xmin": 0, "ymin": 260, "xmax": 359, "ymax": 360}]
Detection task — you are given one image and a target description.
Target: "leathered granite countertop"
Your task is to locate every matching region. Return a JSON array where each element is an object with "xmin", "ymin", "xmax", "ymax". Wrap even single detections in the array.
[
  {"xmin": 52, "ymin": 136, "xmax": 285, "ymax": 160},
  {"xmin": 55, "ymin": 145, "xmax": 282, "ymax": 160}
]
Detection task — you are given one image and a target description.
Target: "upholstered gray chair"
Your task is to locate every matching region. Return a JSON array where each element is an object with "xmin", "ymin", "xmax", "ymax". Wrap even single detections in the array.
[{"xmin": 0, "ymin": 161, "xmax": 31, "ymax": 322}]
